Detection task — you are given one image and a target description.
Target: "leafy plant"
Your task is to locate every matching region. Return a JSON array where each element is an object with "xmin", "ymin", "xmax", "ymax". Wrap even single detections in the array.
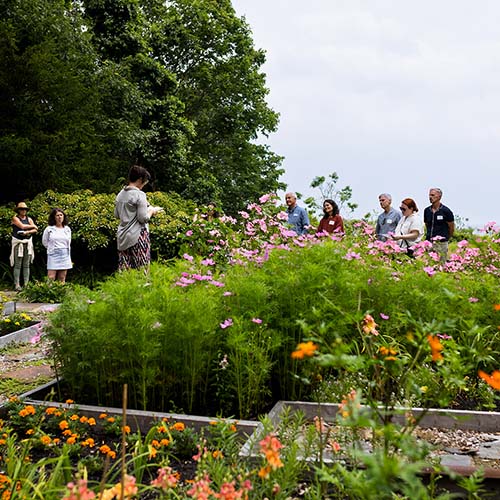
[{"xmin": 17, "ymin": 279, "xmax": 70, "ymax": 304}]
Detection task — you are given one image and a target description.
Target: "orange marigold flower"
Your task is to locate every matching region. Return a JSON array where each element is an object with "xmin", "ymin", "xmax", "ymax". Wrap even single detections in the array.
[
  {"xmin": 361, "ymin": 314, "xmax": 379, "ymax": 335},
  {"xmin": 66, "ymin": 436, "xmax": 77, "ymax": 445},
  {"xmin": 478, "ymin": 370, "xmax": 500, "ymax": 390},
  {"xmin": 70, "ymin": 414, "xmax": 79, "ymax": 421},
  {"xmin": 0, "ymin": 439, "xmax": 6, "ymax": 446},
  {"xmin": 79, "ymin": 416, "xmax": 88, "ymax": 423},
  {"xmin": 212, "ymin": 450, "xmax": 223, "ymax": 459},
  {"xmin": 151, "ymin": 439, "xmax": 161, "ymax": 448},
  {"xmin": 229, "ymin": 424, "xmax": 237, "ymax": 432},
  {"xmin": 123, "ymin": 425, "xmax": 131, "ymax": 434},
  {"xmin": 160, "ymin": 439, "xmax": 170, "ymax": 447},
  {"xmin": 99, "ymin": 444, "xmax": 111, "ymax": 455},
  {"xmin": 107, "ymin": 417, "xmax": 115, "ymax": 423},
  {"xmin": 171, "ymin": 422, "xmax": 185, "ymax": 432},
  {"xmin": 494, "ymin": 304, "xmax": 500, "ymax": 311},
  {"xmin": 65, "ymin": 399, "xmax": 74, "ymax": 404},
  {"xmin": 25, "ymin": 429, "xmax": 34, "ymax": 435},
  {"xmin": 99, "ymin": 413, "xmax": 108, "ymax": 419},
  {"xmin": 18, "ymin": 405, "xmax": 36, "ymax": 418},
  {"xmin": 59, "ymin": 420, "xmax": 69, "ymax": 430},
  {"xmin": 291, "ymin": 341, "xmax": 318, "ymax": 359},
  {"xmin": 427, "ymin": 335, "xmax": 444, "ymax": 362},
  {"xmin": 45, "ymin": 407, "xmax": 57, "ymax": 415},
  {"xmin": 87, "ymin": 418, "xmax": 96, "ymax": 426},
  {"xmin": 63, "ymin": 429, "xmax": 73, "ymax": 436}
]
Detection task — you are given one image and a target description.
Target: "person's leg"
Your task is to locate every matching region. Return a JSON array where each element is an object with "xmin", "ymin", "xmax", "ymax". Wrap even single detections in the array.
[
  {"xmin": 21, "ymin": 251, "xmax": 30, "ymax": 286},
  {"xmin": 56, "ymin": 270, "xmax": 67, "ymax": 282},
  {"xmin": 13, "ymin": 254, "xmax": 22, "ymax": 290},
  {"xmin": 47, "ymin": 270, "xmax": 57, "ymax": 280}
]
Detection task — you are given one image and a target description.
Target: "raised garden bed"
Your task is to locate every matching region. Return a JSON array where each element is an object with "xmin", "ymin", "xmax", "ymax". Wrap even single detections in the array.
[
  {"xmin": 2, "ymin": 379, "xmax": 259, "ymax": 438},
  {"xmin": 242, "ymin": 401, "xmax": 500, "ymax": 485},
  {"xmin": 0, "ymin": 321, "xmax": 41, "ymax": 348}
]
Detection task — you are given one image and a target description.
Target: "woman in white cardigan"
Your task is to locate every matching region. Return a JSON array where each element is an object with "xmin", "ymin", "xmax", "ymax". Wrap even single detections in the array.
[{"xmin": 42, "ymin": 208, "xmax": 72, "ymax": 282}]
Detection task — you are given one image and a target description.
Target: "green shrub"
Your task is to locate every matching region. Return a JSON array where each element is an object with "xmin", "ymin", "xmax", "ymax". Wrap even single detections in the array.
[{"xmin": 17, "ymin": 279, "xmax": 71, "ymax": 304}]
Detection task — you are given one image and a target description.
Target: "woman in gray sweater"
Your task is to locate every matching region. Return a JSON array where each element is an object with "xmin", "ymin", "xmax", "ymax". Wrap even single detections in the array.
[{"xmin": 114, "ymin": 165, "xmax": 162, "ymax": 271}]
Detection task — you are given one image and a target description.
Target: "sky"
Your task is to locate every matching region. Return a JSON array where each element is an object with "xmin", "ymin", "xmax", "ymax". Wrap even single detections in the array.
[{"xmin": 231, "ymin": 0, "xmax": 500, "ymax": 228}]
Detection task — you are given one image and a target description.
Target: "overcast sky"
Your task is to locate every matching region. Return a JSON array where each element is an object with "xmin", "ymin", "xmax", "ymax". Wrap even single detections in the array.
[{"xmin": 231, "ymin": 0, "xmax": 500, "ymax": 228}]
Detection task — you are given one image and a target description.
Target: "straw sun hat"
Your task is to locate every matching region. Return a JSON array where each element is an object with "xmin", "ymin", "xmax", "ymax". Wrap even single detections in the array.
[{"xmin": 14, "ymin": 202, "xmax": 29, "ymax": 212}]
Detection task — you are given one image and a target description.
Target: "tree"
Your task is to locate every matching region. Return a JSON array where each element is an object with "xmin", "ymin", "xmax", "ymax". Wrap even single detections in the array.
[
  {"xmin": 305, "ymin": 172, "xmax": 358, "ymax": 215},
  {"xmin": 1, "ymin": 0, "xmax": 283, "ymax": 211}
]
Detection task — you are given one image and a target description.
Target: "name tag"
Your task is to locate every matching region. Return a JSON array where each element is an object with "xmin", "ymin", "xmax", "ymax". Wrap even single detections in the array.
[
  {"xmin": 387, "ymin": 219, "xmax": 392, "ymax": 224},
  {"xmin": 329, "ymin": 220, "xmax": 335, "ymax": 225},
  {"xmin": 437, "ymin": 215, "xmax": 443, "ymax": 220},
  {"xmin": 293, "ymin": 214, "xmax": 299, "ymax": 217}
]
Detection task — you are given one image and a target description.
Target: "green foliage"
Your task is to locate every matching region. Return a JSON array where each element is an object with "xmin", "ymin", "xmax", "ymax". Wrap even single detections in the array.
[
  {"xmin": 0, "ymin": 189, "xmax": 196, "ymax": 275},
  {"xmin": 1, "ymin": 0, "xmax": 283, "ymax": 212},
  {"xmin": 17, "ymin": 279, "xmax": 70, "ymax": 304}
]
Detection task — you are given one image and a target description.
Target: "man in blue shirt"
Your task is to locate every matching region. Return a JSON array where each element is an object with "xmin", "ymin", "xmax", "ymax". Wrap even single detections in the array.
[
  {"xmin": 285, "ymin": 192, "xmax": 310, "ymax": 235},
  {"xmin": 424, "ymin": 188, "xmax": 454, "ymax": 262},
  {"xmin": 376, "ymin": 193, "xmax": 401, "ymax": 241}
]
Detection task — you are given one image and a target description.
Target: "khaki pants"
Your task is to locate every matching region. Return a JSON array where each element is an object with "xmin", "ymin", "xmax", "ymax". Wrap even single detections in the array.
[{"xmin": 432, "ymin": 241, "xmax": 449, "ymax": 263}]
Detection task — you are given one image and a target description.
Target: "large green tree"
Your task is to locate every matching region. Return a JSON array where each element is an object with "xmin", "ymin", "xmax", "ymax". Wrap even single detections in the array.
[{"xmin": 1, "ymin": 0, "xmax": 283, "ymax": 211}]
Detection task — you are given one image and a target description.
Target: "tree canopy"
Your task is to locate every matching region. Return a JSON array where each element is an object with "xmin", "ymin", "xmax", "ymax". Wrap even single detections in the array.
[{"xmin": 0, "ymin": 0, "xmax": 283, "ymax": 212}]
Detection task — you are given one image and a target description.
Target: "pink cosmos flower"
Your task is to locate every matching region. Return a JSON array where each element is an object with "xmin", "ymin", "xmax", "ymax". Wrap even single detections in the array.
[
  {"xmin": 379, "ymin": 313, "xmax": 390, "ymax": 320},
  {"xmin": 469, "ymin": 297, "xmax": 479, "ymax": 303},
  {"xmin": 200, "ymin": 258, "xmax": 215, "ymax": 266},
  {"xmin": 423, "ymin": 266, "xmax": 436, "ymax": 276},
  {"xmin": 220, "ymin": 318, "xmax": 233, "ymax": 329},
  {"xmin": 182, "ymin": 253, "xmax": 194, "ymax": 262},
  {"xmin": 223, "ymin": 291, "xmax": 233, "ymax": 296},
  {"xmin": 209, "ymin": 280, "xmax": 225, "ymax": 287},
  {"xmin": 251, "ymin": 318, "xmax": 263, "ymax": 324},
  {"xmin": 437, "ymin": 333, "xmax": 452, "ymax": 340},
  {"xmin": 344, "ymin": 251, "xmax": 361, "ymax": 260},
  {"xmin": 185, "ymin": 230, "xmax": 193, "ymax": 237},
  {"xmin": 259, "ymin": 193, "xmax": 272, "ymax": 204}
]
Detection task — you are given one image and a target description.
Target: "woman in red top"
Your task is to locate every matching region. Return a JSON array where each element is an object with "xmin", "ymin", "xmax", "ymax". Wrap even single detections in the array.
[{"xmin": 317, "ymin": 199, "xmax": 344, "ymax": 235}]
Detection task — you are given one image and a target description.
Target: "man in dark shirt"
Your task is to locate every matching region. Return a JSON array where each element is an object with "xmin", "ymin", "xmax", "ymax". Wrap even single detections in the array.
[{"xmin": 423, "ymin": 188, "xmax": 454, "ymax": 262}]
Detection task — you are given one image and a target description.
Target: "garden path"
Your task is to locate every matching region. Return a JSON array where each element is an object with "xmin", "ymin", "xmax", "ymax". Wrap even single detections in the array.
[{"xmin": 0, "ymin": 290, "xmax": 55, "ymax": 404}]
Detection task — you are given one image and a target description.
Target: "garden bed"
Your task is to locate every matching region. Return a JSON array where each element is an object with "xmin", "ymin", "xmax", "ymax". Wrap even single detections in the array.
[
  {"xmin": 0, "ymin": 321, "xmax": 41, "ymax": 348},
  {"xmin": 242, "ymin": 401, "xmax": 500, "ymax": 480}
]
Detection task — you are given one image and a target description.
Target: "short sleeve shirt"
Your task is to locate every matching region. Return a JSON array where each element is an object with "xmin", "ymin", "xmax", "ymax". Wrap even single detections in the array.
[
  {"xmin": 376, "ymin": 208, "xmax": 401, "ymax": 241},
  {"xmin": 424, "ymin": 204, "xmax": 454, "ymax": 241}
]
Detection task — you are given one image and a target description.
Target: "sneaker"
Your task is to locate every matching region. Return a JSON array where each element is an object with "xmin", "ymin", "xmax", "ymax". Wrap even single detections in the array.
[{"xmin": 14, "ymin": 284, "xmax": 22, "ymax": 292}]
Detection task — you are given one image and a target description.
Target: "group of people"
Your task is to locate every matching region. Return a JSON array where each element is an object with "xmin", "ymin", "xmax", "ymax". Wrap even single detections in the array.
[
  {"xmin": 285, "ymin": 188, "xmax": 454, "ymax": 261},
  {"xmin": 10, "ymin": 204, "xmax": 72, "ymax": 290},
  {"xmin": 10, "ymin": 162, "xmax": 455, "ymax": 289},
  {"xmin": 376, "ymin": 189, "xmax": 454, "ymax": 261}
]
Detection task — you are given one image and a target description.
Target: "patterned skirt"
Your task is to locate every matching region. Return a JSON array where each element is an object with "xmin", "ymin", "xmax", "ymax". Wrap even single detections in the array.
[{"xmin": 118, "ymin": 227, "xmax": 151, "ymax": 271}]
